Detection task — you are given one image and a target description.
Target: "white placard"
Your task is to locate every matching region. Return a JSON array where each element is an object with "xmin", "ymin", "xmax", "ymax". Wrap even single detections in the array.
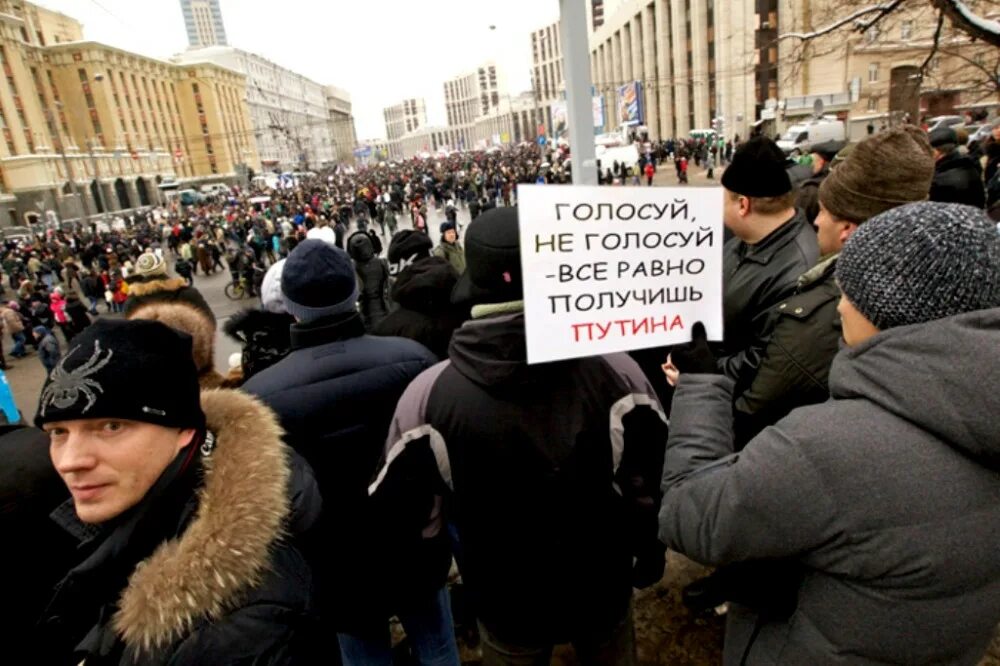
[{"xmin": 518, "ymin": 185, "xmax": 724, "ymax": 364}]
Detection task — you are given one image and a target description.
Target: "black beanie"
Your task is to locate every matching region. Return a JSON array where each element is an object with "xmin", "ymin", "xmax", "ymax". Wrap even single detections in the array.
[
  {"xmin": 387, "ymin": 230, "xmax": 433, "ymax": 275},
  {"xmin": 35, "ymin": 319, "xmax": 205, "ymax": 430},
  {"xmin": 721, "ymin": 136, "xmax": 792, "ymax": 197}
]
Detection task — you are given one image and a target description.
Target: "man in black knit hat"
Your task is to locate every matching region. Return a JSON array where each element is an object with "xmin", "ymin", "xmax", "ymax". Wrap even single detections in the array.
[
  {"xmin": 30, "ymin": 319, "xmax": 321, "ymax": 664},
  {"xmin": 667, "ymin": 136, "xmax": 819, "ymax": 398}
]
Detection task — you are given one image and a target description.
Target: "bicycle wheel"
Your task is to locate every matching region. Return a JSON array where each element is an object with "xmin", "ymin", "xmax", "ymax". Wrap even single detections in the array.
[{"xmin": 224, "ymin": 282, "xmax": 245, "ymax": 300}]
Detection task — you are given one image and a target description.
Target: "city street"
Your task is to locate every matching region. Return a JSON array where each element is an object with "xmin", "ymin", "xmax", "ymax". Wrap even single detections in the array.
[{"xmin": 2, "ymin": 164, "xmax": 718, "ymax": 423}]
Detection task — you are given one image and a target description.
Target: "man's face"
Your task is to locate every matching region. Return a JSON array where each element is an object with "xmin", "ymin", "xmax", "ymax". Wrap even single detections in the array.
[
  {"xmin": 45, "ymin": 418, "xmax": 195, "ymax": 524},
  {"xmin": 814, "ymin": 203, "xmax": 858, "ymax": 256},
  {"xmin": 443, "ymin": 229, "xmax": 457, "ymax": 244},
  {"xmin": 837, "ymin": 294, "xmax": 880, "ymax": 347}
]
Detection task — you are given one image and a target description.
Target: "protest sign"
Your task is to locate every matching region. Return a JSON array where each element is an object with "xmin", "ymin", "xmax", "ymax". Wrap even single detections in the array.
[{"xmin": 517, "ymin": 184, "xmax": 724, "ymax": 364}]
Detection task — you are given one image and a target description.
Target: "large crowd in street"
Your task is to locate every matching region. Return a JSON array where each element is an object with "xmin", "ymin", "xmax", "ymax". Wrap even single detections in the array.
[{"xmin": 2, "ymin": 118, "xmax": 1000, "ymax": 666}]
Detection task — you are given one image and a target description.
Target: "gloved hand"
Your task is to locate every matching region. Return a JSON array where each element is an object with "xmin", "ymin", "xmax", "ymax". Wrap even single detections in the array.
[{"xmin": 664, "ymin": 322, "xmax": 719, "ymax": 381}]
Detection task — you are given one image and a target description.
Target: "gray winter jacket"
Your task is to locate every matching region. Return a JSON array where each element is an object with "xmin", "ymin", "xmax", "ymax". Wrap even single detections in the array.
[{"xmin": 659, "ymin": 309, "xmax": 1000, "ymax": 665}]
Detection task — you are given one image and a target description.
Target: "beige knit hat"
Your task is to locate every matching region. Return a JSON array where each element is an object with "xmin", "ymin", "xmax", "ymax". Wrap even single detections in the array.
[{"xmin": 818, "ymin": 126, "xmax": 934, "ymax": 223}]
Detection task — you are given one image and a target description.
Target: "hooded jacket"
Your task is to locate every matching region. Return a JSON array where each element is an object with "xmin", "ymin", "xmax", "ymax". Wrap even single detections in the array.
[
  {"xmin": 369, "ymin": 312, "xmax": 668, "ymax": 645},
  {"xmin": 126, "ymin": 302, "xmax": 224, "ymax": 390},
  {"xmin": 930, "ymin": 150, "xmax": 986, "ymax": 209},
  {"xmin": 433, "ymin": 240, "xmax": 466, "ymax": 276},
  {"xmin": 242, "ymin": 311, "xmax": 441, "ymax": 634},
  {"xmin": 123, "ymin": 277, "xmax": 215, "ymax": 325},
  {"xmin": 223, "ymin": 308, "xmax": 295, "ymax": 383},
  {"xmin": 36, "ymin": 390, "xmax": 321, "ymax": 666},
  {"xmin": 371, "ymin": 256, "xmax": 466, "ymax": 358},
  {"xmin": 347, "ymin": 231, "xmax": 391, "ymax": 330},
  {"xmin": 659, "ymin": 309, "xmax": 1000, "ymax": 665}
]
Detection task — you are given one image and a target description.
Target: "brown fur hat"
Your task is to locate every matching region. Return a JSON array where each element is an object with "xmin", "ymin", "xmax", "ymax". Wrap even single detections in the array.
[{"xmin": 127, "ymin": 302, "xmax": 222, "ymax": 387}]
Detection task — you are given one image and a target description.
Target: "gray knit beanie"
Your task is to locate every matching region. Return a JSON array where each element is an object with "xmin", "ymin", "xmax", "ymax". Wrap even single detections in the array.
[
  {"xmin": 837, "ymin": 202, "xmax": 1000, "ymax": 330},
  {"xmin": 819, "ymin": 126, "xmax": 934, "ymax": 223}
]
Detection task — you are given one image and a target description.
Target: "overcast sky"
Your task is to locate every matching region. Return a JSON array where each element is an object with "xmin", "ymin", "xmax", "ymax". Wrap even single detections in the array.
[{"xmin": 36, "ymin": 0, "xmax": 561, "ymax": 140}]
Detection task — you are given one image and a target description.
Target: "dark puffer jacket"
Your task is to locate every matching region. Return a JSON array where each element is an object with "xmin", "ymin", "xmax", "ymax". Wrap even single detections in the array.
[
  {"xmin": 930, "ymin": 150, "xmax": 986, "ymax": 209},
  {"xmin": 242, "ymin": 312, "xmax": 442, "ymax": 634},
  {"xmin": 372, "ymin": 256, "xmax": 466, "ymax": 358},
  {"xmin": 35, "ymin": 390, "xmax": 322, "ymax": 666},
  {"xmin": 347, "ymin": 232, "xmax": 391, "ymax": 330}
]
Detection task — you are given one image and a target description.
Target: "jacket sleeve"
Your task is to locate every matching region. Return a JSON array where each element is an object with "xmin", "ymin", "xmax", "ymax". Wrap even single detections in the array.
[
  {"xmin": 157, "ymin": 602, "xmax": 309, "ymax": 665},
  {"xmin": 658, "ymin": 374, "xmax": 838, "ymax": 566},
  {"xmin": 368, "ymin": 362, "xmax": 453, "ymax": 542},
  {"xmin": 716, "ymin": 302, "xmax": 778, "ymax": 390},
  {"xmin": 603, "ymin": 353, "xmax": 669, "ymax": 587}
]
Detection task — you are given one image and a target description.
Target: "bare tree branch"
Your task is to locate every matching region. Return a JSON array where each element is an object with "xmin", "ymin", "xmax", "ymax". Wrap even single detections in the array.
[
  {"xmin": 919, "ymin": 10, "xmax": 947, "ymax": 80},
  {"xmin": 930, "ymin": 0, "xmax": 1000, "ymax": 47},
  {"xmin": 777, "ymin": 1, "xmax": 905, "ymax": 41},
  {"xmin": 855, "ymin": 0, "xmax": 909, "ymax": 31}
]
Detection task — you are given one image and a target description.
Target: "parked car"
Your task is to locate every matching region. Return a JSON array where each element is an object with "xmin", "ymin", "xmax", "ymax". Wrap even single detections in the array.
[
  {"xmin": 200, "ymin": 183, "xmax": 231, "ymax": 199},
  {"xmin": 926, "ymin": 115, "xmax": 965, "ymax": 133},
  {"xmin": 178, "ymin": 188, "xmax": 205, "ymax": 206},
  {"xmin": 776, "ymin": 118, "xmax": 846, "ymax": 156},
  {"xmin": 1, "ymin": 226, "xmax": 33, "ymax": 244},
  {"xmin": 966, "ymin": 123, "xmax": 993, "ymax": 147}
]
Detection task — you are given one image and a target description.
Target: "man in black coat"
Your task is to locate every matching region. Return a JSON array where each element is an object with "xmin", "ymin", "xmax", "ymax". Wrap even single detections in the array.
[
  {"xmin": 929, "ymin": 127, "xmax": 986, "ymax": 209},
  {"xmin": 242, "ymin": 240, "xmax": 458, "ymax": 665},
  {"xmin": 373, "ymin": 230, "xmax": 467, "ymax": 358},
  {"xmin": 32, "ymin": 319, "xmax": 321, "ymax": 665},
  {"xmin": 666, "ymin": 137, "xmax": 819, "ymax": 400}
]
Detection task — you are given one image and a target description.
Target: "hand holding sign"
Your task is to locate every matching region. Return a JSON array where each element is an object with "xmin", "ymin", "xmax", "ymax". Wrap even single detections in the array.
[{"xmin": 517, "ymin": 185, "xmax": 724, "ymax": 364}]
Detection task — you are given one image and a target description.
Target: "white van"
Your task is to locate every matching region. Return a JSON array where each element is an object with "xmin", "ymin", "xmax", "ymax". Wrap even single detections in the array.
[{"xmin": 776, "ymin": 119, "xmax": 846, "ymax": 156}]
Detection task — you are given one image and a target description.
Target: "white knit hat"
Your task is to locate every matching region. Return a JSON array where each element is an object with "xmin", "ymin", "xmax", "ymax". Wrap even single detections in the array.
[{"xmin": 260, "ymin": 259, "xmax": 287, "ymax": 314}]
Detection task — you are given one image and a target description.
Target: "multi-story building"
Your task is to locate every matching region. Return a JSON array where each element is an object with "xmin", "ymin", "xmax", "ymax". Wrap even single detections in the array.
[
  {"xmin": 324, "ymin": 85, "xmax": 356, "ymax": 164},
  {"xmin": 443, "ymin": 61, "xmax": 506, "ymax": 151},
  {"xmin": 179, "ymin": 0, "xmax": 228, "ymax": 49},
  {"xmin": 172, "ymin": 46, "xmax": 334, "ymax": 169},
  {"xmin": 398, "ymin": 125, "xmax": 472, "ymax": 159},
  {"xmin": 585, "ymin": 0, "xmax": 999, "ymax": 143},
  {"xmin": 774, "ymin": 0, "xmax": 1000, "ymax": 140},
  {"xmin": 383, "ymin": 98, "xmax": 427, "ymax": 158},
  {"xmin": 0, "ymin": 0, "xmax": 257, "ymax": 226},
  {"xmin": 530, "ymin": 22, "xmax": 566, "ymax": 139}
]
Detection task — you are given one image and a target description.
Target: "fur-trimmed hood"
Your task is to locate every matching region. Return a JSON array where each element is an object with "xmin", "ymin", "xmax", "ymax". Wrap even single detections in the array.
[
  {"xmin": 126, "ymin": 277, "xmax": 189, "ymax": 298},
  {"xmin": 112, "ymin": 389, "xmax": 291, "ymax": 654}
]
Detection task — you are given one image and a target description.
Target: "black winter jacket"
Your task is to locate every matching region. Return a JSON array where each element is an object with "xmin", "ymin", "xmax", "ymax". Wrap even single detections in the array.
[
  {"xmin": 35, "ymin": 390, "xmax": 321, "ymax": 665},
  {"xmin": 243, "ymin": 312, "xmax": 443, "ymax": 633},
  {"xmin": 930, "ymin": 150, "xmax": 986, "ymax": 209},
  {"xmin": 369, "ymin": 312, "xmax": 668, "ymax": 645},
  {"xmin": 720, "ymin": 210, "xmax": 819, "ymax": 395},
  {"xmin": 372, "ymin": 256, "xmax": 466, "ymax": 358},
  {"xmin": 733, "ymin": 255, "xmax": 842, "ymax": 447},
  {"xmin": 348, "ymin": 232, "xmax": 391, "ymax": 330}
]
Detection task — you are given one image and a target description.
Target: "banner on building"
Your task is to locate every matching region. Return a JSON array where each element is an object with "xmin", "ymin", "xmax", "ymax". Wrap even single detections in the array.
[
  {"xmin": 517, "ymin": 184, "xmax": 724, "ymax": 364},
  {"xmin": 550, "ymin": 97, "xmax": 606, "ymax": 137},
  {"xmin": 617, "ymin": 81, "xmax": 644, "ymax": 126},
  {"xmin": 593, "ymin": 95, "xmax": 606, "ymax": 134}
]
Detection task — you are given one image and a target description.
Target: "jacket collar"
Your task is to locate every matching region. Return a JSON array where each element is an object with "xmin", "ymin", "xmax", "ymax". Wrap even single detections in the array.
[
  {"xmin": 107, "ymin": 389, "xmax": 291, "ymax": 654},
  {"xmin": 797, "ymin": 253, "xmax": 839, "ymax": 290},
  {"xmin": 736, "ymin": 209, "xmax": 808, "ymax": 266},
  {"xmin": 290, "ymin": 310, "xmax": 366, "ymax": 350}
]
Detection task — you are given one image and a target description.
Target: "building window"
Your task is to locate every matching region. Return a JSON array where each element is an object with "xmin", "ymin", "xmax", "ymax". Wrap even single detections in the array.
[
  {"xmin": 900, "ymin": 20, "xmax": 913, "ymax": 41},
  {"xmin": 868, "ymin": 63, "xmax": 879, "ymax": 82},
  {"xmin": 865, "ymin": 27, "xmax": 878, "ymax": 44},
  {"xmin": 867, "ymin": 96, "xmax": 878, "ymax": 112},
  {"xmin": 930, "ymin": 56, "xmax": 941, "ymax": 70}
]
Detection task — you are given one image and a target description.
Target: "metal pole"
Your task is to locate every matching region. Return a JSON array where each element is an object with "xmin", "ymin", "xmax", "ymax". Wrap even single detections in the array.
[{"xmin": 559, "ymin": 0, "xmax": 598, "ymax": 185}]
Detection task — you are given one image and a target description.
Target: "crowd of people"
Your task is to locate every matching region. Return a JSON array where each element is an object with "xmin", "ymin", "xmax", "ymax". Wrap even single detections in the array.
[{"xmin": 2, "ymin": 119, "xmax": 1000, "ymax": 666}]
